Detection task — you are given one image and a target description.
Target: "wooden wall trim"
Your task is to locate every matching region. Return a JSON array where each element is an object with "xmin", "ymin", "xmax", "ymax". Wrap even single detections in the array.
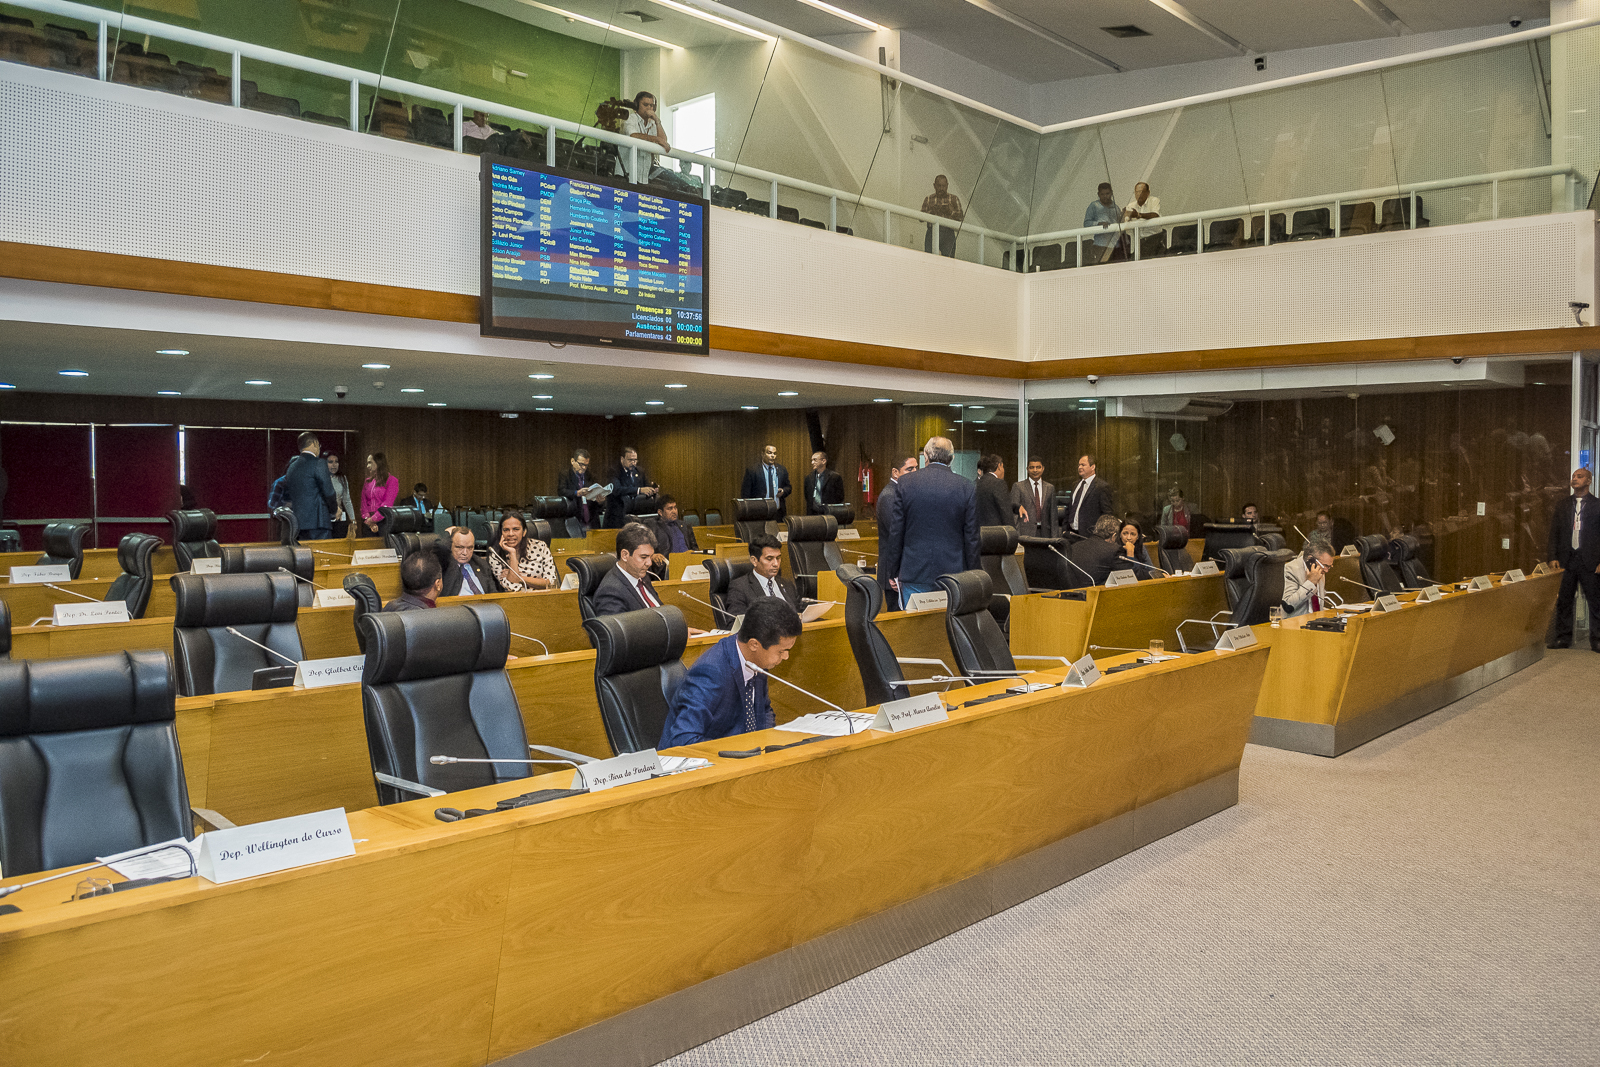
[{"xmin": 5, "ymin": 241, "xmax": 1593, "ymax": 379}]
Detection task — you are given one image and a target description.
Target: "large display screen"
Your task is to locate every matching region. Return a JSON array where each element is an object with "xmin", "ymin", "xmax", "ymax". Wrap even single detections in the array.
[{"xmin": 480, "ymin": 156, "xmax": 708, "ymax": 352}]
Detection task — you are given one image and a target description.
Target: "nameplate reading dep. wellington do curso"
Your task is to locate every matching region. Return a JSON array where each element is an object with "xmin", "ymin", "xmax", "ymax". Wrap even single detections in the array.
[
  {"xmin": 869, "ymin": 691, "xmax": 948, "ymax": 732},
  {"xmin": 572, "ymin": 749, "xmax": 661, "ymax": 793},
  {"xmin": 9, "ymin": 564, "xmax": 72, "ymax": 584},
  {"xmin": 293, "ymin": 655, "xmax": 365, "ymax": 689},
  {"xmin": 195, "ymin": 807, "xmax": 355, "ymax": 884},
  {"xmin": 52, "ymin": 600, "xmax": 130, "ymax": 626},
  {"xmin": 352, "ymin": 549, "xmax": 399, "ymax": 565},
  {"xmin": 189, "ymin": 557, "xmax": 222, "ymax": 574},
  {"xmin": 313, "ymin": 587, "xmax": 356, "ymax": 608}
]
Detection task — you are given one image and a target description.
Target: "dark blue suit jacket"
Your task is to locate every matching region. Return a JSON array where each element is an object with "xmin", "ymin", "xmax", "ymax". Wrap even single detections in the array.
[
  {"xmin": 283, "ymin": 451, "xmax": 336, "ymax": 531},
  {"xmin": 658, "ymin": 634, "xmax": 772, "ymax": 748},
  {"xmin": 882, "ymin": 462, "xmax": 980, "ymax": 587}
]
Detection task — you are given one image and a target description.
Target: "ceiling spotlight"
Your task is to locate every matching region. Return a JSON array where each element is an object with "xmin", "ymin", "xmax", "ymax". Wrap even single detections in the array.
[
  {"xmin": 303, "ymin": 397, "xmax": 324, "ymax": 403},
  {"xmin": 157, "ymin": 390, "xmax": 181, "ymax": 396},
  {"xmin": 500, "ymin": 412, "xmax": 519, "ymax": 419},
  {"xmin": 778, "ymin": 391, "xmax": 799, "ymax": 397},
  {"xmin": 535, "ymin": 407, "xmax": 554, "ymax": 412},
  {"xmin": 741, "ymin": 405, "xmax": 759, "ymax": 411},
  {"xmin": 529, "ymin": 373, "xmax": 555, "ymax": 380},
  {"xmin": 362, "ymin": 363, "xmax": 391, "ymax": 370},
  {"xmin": 245, "ymin": 379, "xmax": 271, "ymax": 385},
  {"xmin": 949, "ymin": 403, "xmax": 963, "ymax": 408},
  {"xmin": 59, "ymin": 369, "xmax": 89, "ymax": 377},
  {"xmin": 156, "ymin": 348, "xmax": 189, "ymax": 356},
  {"xmin": 532, "ymin": 394, "xmax": 554, "ymax": 400},
  {"xmin": 645, "ymin": 400, "xmax": 665, "ymax": 406},
  {"xmin": 664, "ymin": 383, "xmax": 688, "ymax": 389},
  {"xmin": 401, "ymin": 388, "xmax": 424, "ymax": 393},
  {"xmin": 872, "ymin": 397, "xmax": 894, "ymax": 403},
  {"xmin": 427, "ymin": 402, "xmax": 447, "ymax": 407}
]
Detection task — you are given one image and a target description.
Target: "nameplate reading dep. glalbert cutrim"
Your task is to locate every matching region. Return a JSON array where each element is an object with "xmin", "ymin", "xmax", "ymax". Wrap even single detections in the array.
[{"xmin": 294, "ymin": 655, "xmax": 365, "ymax": 689}]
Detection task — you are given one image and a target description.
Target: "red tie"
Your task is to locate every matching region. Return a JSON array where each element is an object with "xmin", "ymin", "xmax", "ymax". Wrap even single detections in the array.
[
  {"xmin": 637, "ymin": 579, "xmax": 658, "ymax": 608},
  {"xmin": 1312, "ymin": 593, "xmax": 1321, "ymax": 612}
]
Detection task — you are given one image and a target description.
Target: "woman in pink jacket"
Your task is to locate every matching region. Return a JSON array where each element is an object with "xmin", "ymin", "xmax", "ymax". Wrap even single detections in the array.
[{"xmin": 360, "ymin": 452, "xmax": 399, "ymax": 534}]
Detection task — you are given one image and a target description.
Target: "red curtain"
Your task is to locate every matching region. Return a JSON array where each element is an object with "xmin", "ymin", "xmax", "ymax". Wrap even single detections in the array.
[
  {"xmin": 95, "ymin": 425, "xmax": 180, "ymax": 549},
  {"xmin": 0, "ymin": 424, "xmax": 93, "ymax": 551},
  {"xmin": 185, "ymin": 427, "xmax": 272, "ymax": 543}
]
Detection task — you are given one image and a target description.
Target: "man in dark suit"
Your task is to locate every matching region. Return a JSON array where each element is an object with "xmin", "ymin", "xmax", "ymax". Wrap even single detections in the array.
[
  {"xmin": 384, "ymin": 551, "xmax": 442, "ymax": 611},
  {"xmin": 645, "ymin": 496, "xmax": 699, "ymax": 565},
  {"xmin": 398, "ymin": 483, "xmax": 432, "ymax": 513},
  {"xmin": 1547, "ymin": 466, "xmax": 1600, "ymax": 651},
  {"xmin": 725, "ymin": 534, "xmax": 800, "ymax": 618},
  {"xmin": 603, "ymin": 446, "xmax": 657, "ymax": 529},
  {"xmin": 882, "ymin": 436, "xmax": 979, "ymax": 600},
  {"xmin": 739, "ymin": 444, "xmax": 792, "ymax": 515},
  {"xmin": 1068, "ymin": 514, "xmax": 1122, "ymax": 588},
  {"xmin": 803, "ymin": 451, "xmax": 845, "ymax": 515},
  {"xmin": 975, "ymin": 454, "xmax": 1010, "ymax": 529},
  {"xmin": 441, "ymin": 526, "xmax": 495, "ymax": 597},
  {"xmin": 875, "ymin": 452, "xmax": 918, "ymax": 610},
  {"xmin": 1010, "ymin": 457, "xmax": 1058, "ymax": 539},
  {"xmin": 657, "ymin": 599, "xmax": 802, "ymax": 748},
  {"xmin": 283, "ymin": 431, "xmax": 336, "ymax": 541},
  {"xmin": 557, "ymin": 448, "xmax": 600, "ymax": 531},
  {"xmin": 592, "ymin": 523, "xmax": 664, "ymax": 616},
  {"xmin": 1065, "ymin": 453, "xmax": 1115, "ymax": 539}
]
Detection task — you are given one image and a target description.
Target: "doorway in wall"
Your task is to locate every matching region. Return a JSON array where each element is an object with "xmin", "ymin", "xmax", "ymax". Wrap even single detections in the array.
[{"xmin": 665, "ymin": 94, "xmax": 714, "ymax": 189}]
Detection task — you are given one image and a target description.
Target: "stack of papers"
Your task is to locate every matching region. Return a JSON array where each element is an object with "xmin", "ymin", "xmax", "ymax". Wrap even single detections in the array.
[
  {"xmin": 774, "ymin": 711, "xmax": 876, "ymax": 736},
  {"xmin": 657, "ymin": 755, "xmax": 712, "ymax": 775},
  {"xmin": 102, "ymin": 837, "xmax": 202, "ymax": 880}
]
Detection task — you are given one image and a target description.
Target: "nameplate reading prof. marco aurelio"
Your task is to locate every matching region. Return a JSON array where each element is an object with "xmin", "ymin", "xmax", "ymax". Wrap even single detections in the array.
[{"xmin": 869, "ymin": 692, "xmax": 948, "ymax": 732}]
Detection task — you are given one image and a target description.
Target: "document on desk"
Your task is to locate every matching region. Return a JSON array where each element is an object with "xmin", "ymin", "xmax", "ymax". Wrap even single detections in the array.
[
  {"xmin": 658, "ymin": 755, "xmax": 713, "ymax": 775},
  {"xmin": 102, "ymin": 837, "xmax": 201, "ymax": 880},
  {"xmin": 799, "ymin": 601, "xmax": 834, "ymax": 623},
  {"xmin": 774, "ymin": 711, "xmax": 876, "ymax": 735}
]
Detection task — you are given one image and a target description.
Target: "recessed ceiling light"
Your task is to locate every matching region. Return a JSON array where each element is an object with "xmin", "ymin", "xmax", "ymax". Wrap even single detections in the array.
[
  {"xmin": 245, "ymin": 379, "xmax": 271, "ymax": 385},
  {"xmin": 302, "ymin": 397, "xmax": 324, "ymax": 403},
  {"xmin": 156, "ymin": 348, "xmax": 189, "ymax": 356},
  {"xmin": 976, "ymin": 429, "xmax": 987, "ymax": 433},
  {"xmin": 362, "ymin": 363, "xmax": 390, "ymax": 370},
  {"xmin": 645, "ymin": 400, "xmax": 665, "ymax": 406},
  {"xmin": 793, "ymin": 0, "xmax": 881, "ymax": 31},
  {"xmin": 500, "ymin": 412, "xmax": 519, "ymax": 419},
  {"xmin": 157, "ymin": 390, "xmax": 181, "ymax": 396},
  {"xmin": 428, "ymin": 402, "xmax": 447, "ymax": 407},
  {"xmin": 59, "ymin": 369, "xmax": 88, "ymax": 377},
  {"xmin": 778, "ymin": 391, "xmax": 799, "ymax": 397},
  {"xmin": 401, "ymin": 387, "xmax": 424, "ymax": 393},
  {"xmin": 949, "ymin": 403, "xmax": 963, "ymax": 408},
  {"xmin": 532, "ymin": 394, "xmax": 554, "ymax": 400},
  {"xmin": 741, "ymin": 405, "xmax": 759, "ymax": 411},
  {"xmin": 0, "ymin": 382, "xmax": 16, "ymax": 389},
  {"xmin": 535, "ymin": 407, "xmax": 554, "ymax": 412},
  {"xmin": 664, "ymin": 383, "xmax": 688, "ymax": 389},
  {"xmin": 873, "ymin": 397, "xmax": 894, "ymax": 403},
  {"xmin": 529, "ymin": 373, "xmax": 555, "ymax": 380},
  {"xmin": 631, "ymin": 411, "xmax": 648, "ymax": 416}
]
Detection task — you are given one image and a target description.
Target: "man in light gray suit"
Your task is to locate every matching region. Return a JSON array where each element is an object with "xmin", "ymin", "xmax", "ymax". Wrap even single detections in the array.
[{"xmin": 1010, "ymin": 457, "xmax": 1057, "ymax": 539}]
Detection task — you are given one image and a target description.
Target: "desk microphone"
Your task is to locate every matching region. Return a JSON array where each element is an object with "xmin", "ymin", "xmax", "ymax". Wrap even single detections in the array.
[
  {"xmin": 225, "ymin": 627, "xmax": 300, "ymax": 667},
  {"xmin": 700, "ymin": 533, "xmax": 740, "ymax": 541},
  {"xmin": 310, "ymin": 548, "xmax": 353, "ymax": 559},
  {"xmin": 0, "ymin": 840, "xmax": 196, "ymax": 900},
  {"xmin": 1089, "ymin": 645, "xmax": 1147, "ymax": 653},
  {"xmin": 429, "ymin": 755, "xmax": 578, "ymax": 769},
  {"xmin": 508, "ymin": 631, "xmax": 550, "ymax": 656},
  {"xmin": 1339, "ymin": 577, "xmax": 1388, "ymax": 596},
  {"xmin": 675, "ymin": 589, "xmax": 739, "ymax": 631},
  {"xmin": 45, "ymin": 583, "xmax": 101, "ymax": 603},
  {"xmin": 744, "ymin": 662, "xmax": 859, "ymax": 733},
  {"xmin": 1115, "ymin": 555, "xmax": 1170, "ymax": 577},
  {"xmin": 276, "ymin": 568, "xmax": 328, "ymax": 589},
  {"xmin": 1049, "ymin": 543, "xmax": 1099, "ymax": 586},
  {"xmin": 1293, "ymin": 524, "xmax": 1310, "ymax": 542}
]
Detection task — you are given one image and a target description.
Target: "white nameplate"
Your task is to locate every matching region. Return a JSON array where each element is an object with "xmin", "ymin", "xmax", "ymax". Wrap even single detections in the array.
[
  {"xmin": 52, "ymin": 600, "xmax": 130, "ymax": 626},
  {"xmin": 1215, "ymin": 626, "xmax": 1258, "ymax": 652},
  {"xmin": 572, "ymin": 749, "xmax": 661, "ymax": 793},
  {"xmin": 869, "ymin": 691, "xmax": 948, "ymax": 732},
  {"xmin": 1501, "ymin": 568, "xmax": 1526, "ymax": 584},
  {"xmin": 195, "ymin": 807, "xmax": 355, "ymax": 884},
  {"xmin": 1340, "ymin": 544, "xmax": 1360, "ymax": 556},
  {"xmin": 294, "ymin": 654, "xmax": 365, "ymax": 689},
  {"xmin": 352, "ymin": 549, "xmax": 399, "ymax": 565},
  {"xmin": 1106, "ymin": 569, "xmax": 1139, "ymax": 587},
  {"xmin": 1374, "ymin": 593, "xmax": 1403, "ymax": 612},
  {"xmin": 777, "ymin": 531, "xmax": 789, "ymax": 543},
  {"xmin": 560, "ymin": 572, "xmax": 579, "ymax": 591},
  {"xmin": 313, "ymin": 587, "xmax": 355, "ymax": 608},
  {"xmin": 1531, "ymin": 562, "xmax": 1550, "ymax": 576},
  {"xmin": 1468, "ymin": 575, "xmax": 1494, "ymax": 591},
  {"xmin": 1415, "ymin": 585, "xmax": 1442, "ymax": 602},
  {"xmin": 680, "ymin": 564, "xmax": 709, "ymax": 581},
  {"xmin": 190, "ymin": 557, "xmax": 222, "ymax": 574},
  {"xmin": 903, "ymin": 591, "xmax": 948, "ymax": 613},
  {"xmin": 1191, "ymin": 560, "xmax": 1220, "ymax": 576},
  {"xmin": 837, "ymin": 528, "xmax": 862, "ymax": 540},
  {"xmin": 9, "ymin": 564, "xmax": 72, "ymax": 584},
  {"xmin": 1059, "ymin": 653, "xmax": 1101, "ymax": 688}
]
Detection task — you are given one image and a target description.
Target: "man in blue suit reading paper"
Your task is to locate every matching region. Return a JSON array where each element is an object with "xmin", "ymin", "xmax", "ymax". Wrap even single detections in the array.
[{"xmin": 658, "ymin": 599, "xmax": 803, "ymax": 748}]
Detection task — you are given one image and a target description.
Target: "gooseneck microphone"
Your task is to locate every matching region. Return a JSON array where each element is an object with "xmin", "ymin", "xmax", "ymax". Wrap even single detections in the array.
[
  {"xmin": 0, "ymin": 841, "xmax": 196, "ymax": 900},
  {"xmin": 225, "ymin": 627, "xmax": 299, "ymax": 666},
  {"xmin": 1116, "ymin": 555, "xmax": 1170, "ymax": 577},
  {"xmin": 45, "ymin": 584, "xmax": 101, "ymax": 603},
  {"xmin": 310, "ymin": 548, "xmax": 353, "ymax": 559},
  {"xmin": 1049, "ymin": 543, "xmax": 1099, "ymax": 586},
  {"xmin": 745, "ymin": 661, "xmax": 858, "ymax": 733},
  {"xmin": 430, "ymin": 756, "xmax": 578, "ymax": 769},
  {"xmin": 508, "ymin": 631, "xmax": 550, "ymax": 656},
  {"xmin": 1339, "ymin": 576, "xmax": 1387, "ymax": 595},
  {"xmin": 276, "ymin": 567, "xmax": 328, "ymax": 589}
]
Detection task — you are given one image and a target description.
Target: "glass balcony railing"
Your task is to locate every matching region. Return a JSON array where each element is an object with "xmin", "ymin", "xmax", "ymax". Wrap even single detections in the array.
[{"xmin": 1, "ymin": 0, "xmax": 1594, "ymax": 271}]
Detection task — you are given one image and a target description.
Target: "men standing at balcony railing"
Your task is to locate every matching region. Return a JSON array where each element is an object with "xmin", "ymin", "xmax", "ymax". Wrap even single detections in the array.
[
  {"xmin": 1123, "ymin": 182, "xmax": 1161, "ymax": 224},
  {"xmin": 616, "ymin": 91, "xmax": 670, "ymax": 182},
  {"xmin": 1085, "ymin": 182, "xmax": 1125, "ymax": 264},
  {"xmin": 921, "ymin": 175, "xmax": 964, "ymax": 258}
]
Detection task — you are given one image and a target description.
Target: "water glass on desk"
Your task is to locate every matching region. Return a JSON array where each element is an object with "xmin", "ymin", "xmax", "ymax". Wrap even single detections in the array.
[
  {"xmin": 1148, "ymin": 639, "xmax": 1164, "ymax": 659},
  {"xmin": 1269, "ymin": 606, "xmax": 1284, "ymax": 628}
]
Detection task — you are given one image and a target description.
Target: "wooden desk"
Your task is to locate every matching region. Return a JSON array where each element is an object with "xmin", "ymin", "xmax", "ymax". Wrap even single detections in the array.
[
  {"xmin": 7, "ymin": 616, "xmax": 174, "ymax": 660},
  {"xmin": 0, "ymin": 644, "xmax": 1269, "ymax": 1067},
  {"xmin": 0, "ymin": 573, "xmax": 175, "ymax": 624},
  {"xmin": 1249, "ymin": 571, "xmax": 1561, "ymax": 756},
  {"xmin": 1010, "ymin": 574, "xmax": 1229, "ymax": 662}
]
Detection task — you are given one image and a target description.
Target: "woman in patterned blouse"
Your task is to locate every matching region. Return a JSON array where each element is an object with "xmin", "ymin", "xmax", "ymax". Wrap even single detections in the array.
[{"xmin": 488, "ymin": 510, "xmax": 557, "ymax": 591}]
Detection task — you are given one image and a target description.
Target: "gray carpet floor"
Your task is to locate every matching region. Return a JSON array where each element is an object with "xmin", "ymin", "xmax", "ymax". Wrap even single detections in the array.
[{"xmin": 663, "ymin": 649, "xmax": 1600, "ymax": 1066}]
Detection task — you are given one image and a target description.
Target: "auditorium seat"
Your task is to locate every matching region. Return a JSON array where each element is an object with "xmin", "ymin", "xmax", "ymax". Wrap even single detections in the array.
[
  {"xmin": 273, "ymin": 505, "xmax": 299, "ymax": 546},
  {"xmin": 168, "ymin": 509, "xmax": 221, "ymax": 571},
  {"xmin": 710, "ymin": 186, "xmax": 747, "ymax": 209},
  {"xmin": 1138, "ymin": 229, "xmax": 1167, "ymax": 259},
  {"xmin": 776, "ymin": 205, "xmax": 801, "ymax": 224},
  {"xmin": 248, "ymin": 91, "xmax": 301, "ymax": 118},
  {"xmin": 1341, "ymin": 202, "xmax": 1377, "ymax": 236},
  {"xmin": 221, "ymin": 545, "xmax": 317, "ymax": 607},
  {"xmin": 35, "ymin": 521, "xmax": 89, "ymax": 579},
  {"xmin": 1204, "ymin": 218, "xmax": 1244, "ymax": 252},
  {"xmin": 1394, "ymin": 534, "xmax": 1432, "ymax": 589},
  {"xmin": 683, "ymin": 513, "xmax": 701, "ymax": 528},
  {"xmin": 703, "ymin": 510, "xmax": 722, "ymax": 526},
  {"xmin": 1356, "ymin": 534, "xmax": 1404, "ymax": 594},
  {"xmin": 367, "ymin": 96, "xmax": 412, "ymax": 140},
  {"xmin": 172, "ymin": 572, "xmax": 304, "ymax": 697},
  {"xmin": 1380, "ymin": 196, "xmax": 1429, "ymax": 231},
  {"xmin": 411, "ymin": 104, "xmax": 451, "ymax": 148},
  {"xmin": 841, "ymin": 569, "xmax": 918, "ymax": 706},
  {"xmin": 106, "ymin": 532, "xmax": 162, "ymax": 620},
  {"xmin": 732, "ymin": 497, "xmax": 782, "ymax": 542},
  {"xmin": 1029, "ymin": 243, "xmax": 1064, "ymax": 272},
  {"xmin": 823, "ymin": 504, "xmax": 856, "ymax": 526},
  {"xmin": 568, "ymin": 554, "xmax": 618, "ymax": 623},
  {"xmin": 0, "ymin": 649, "xmax": 234, "ymax": 877},
  {"xmin": 1290, "ymin": 207, "xmax": 1333, "ymax": 240},
  {"xmin": 736, "ymin": 198, "xmax": 771, "ymax": 217},
  {"xmin": 583, "ymin": 606, "xmax": 689, "ymax": 755},
  {"xmin": 1168, "ymin": 224, "xmax": 1198, "ymax": 256},
  {"xmin": 379, "ymin": 506, "xmax": 426, "ymax": 545},
  {"xmin": 785, "ymin": 515, "xmax": 843, "ymax": 599},
  {"xmin": 705, "ymin": 558, "xmax": 751, "ymax": 630},
  {"xmin": 1244, "ymin": 213, "xmax": 1287, "ymax": 245},
  {"xmin": 173, "ymin": 59, "xmax": 229, "ymax": 103},
  {"xmin": 344, "ymin": 572, "xmax": 382, "ymax": 652},
  {"xmin": 938, "ymin": 570, "xmax": 1014, "ymax": 683},
  {"xmin": 112, "ymin": 42, "xmax": 188, "ymax": 94},
  {"xmin": 0, "ymin": 527, "xmax": 20, "ymax": 552},
  {"xmin": 1155, "ymin": 525, "xmax": 1192, "ymax": 573},
  {"xmin": 1019, "ymin": 535, "xmax": 1071, "ymax": 591},
  {"xmin": 302, "ymin": 111, "xmax": 345, "ymax": 127}
]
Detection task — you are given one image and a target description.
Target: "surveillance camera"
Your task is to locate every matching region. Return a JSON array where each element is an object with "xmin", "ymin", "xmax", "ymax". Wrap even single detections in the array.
[
  {"xmin": 1086, "ymin": 374, "xmax": 1100, "ymax": 384},
  {"xmin": 1509, "ymin": 17, "xmax": 1522, "ymax": 28},
  {"xmin": 1451, "ymin": 357, "xmax": 1465, "ymax": 366},
  {"xmin": 1570, "ymin": 301, "xmax": 1590, "ymax": 326},
  {"xmin": 334, "ymin": 385, "xmax": 348, "ymax": 398},
  {"xmin": 1254, "ymin": 56, "xmax": 1266, "ymax": 71}
]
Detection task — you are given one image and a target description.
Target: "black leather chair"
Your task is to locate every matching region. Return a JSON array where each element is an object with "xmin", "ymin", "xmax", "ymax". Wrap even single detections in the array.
[
  {"xmin": 105, "ymin": 532, "xmax": 162, "ymax": 619},
  {"xmin": 1357, "ymin": 534, "xmax": 1404, "ymax": 594},
  {"xmin": 391, "ymin": 532, "xmax": 448, "ymax": 576},
  {"xmin": 167, "ymin": 509, "xmax": 221, "ymax": 571},
  {"xmin": 823, "ymin": 504, "xmax": 856, "ymax": 527},
  {"xmin": 706, "ymin": 557, "xmax": 752, "ymax": 629},
  {"xmin": 1394, "ymin": 535, "xmax": 1431, "ymax": 589},
  {"xmin": 221, "ymin": 545, "xmax": 317, "ymax": 607},
  {"xmin": 568, "ymin": 554, "xmax": 618, "ymax": 622},
  {"xmin": 35, "ymin": 521, "xmax": 89, "ymax": 579},
  {"xmin": 273, "ymin": 505, "xmax": 299, "ymax": 546},
  {"xmin": 0, "ymin": 527, "xmax": 20, "ymax": 553},
  {"xmin": 171, "ymin": 572, "xmax": 304, "ymax": 696},
  {"xmin": 1019, "ymin": 535, "xmax": 1071, "ymax": 591},
  {"xmin": 785, "ymin": 514, "xmax": 843, "ymax": 599},
  {"xmin": 357, "ymin": 602, "xmax": 589, "ymax": 805},
  {"xmin": 0, "ymin": 650, "xmax": 232, "ymax": 877},
  {"xmin": 1257, "ymin": 532, "xmax": 1287, "ymax": 552},
  {"xmin": 1221, "ymin": 546, "xmax": 1266, "ymax": 618},
  {"xmin": 704, "ymin": 510, "xmax": 722, "ymax": 526},
  {"xmin": 1237, "ymin": 549, "xmax": 1292, "ymax": 625},
  {"xmin": 583, "ymin": 606, "xmax": 689, "ymax": 755},
  {"xmin": 378, "ymin": 506, "xmax": 426, "ymax": 544},
  {"xmin": 344, "ymin": 572, "xmax": 382, "ymax": 652},
  {"xmin": 732, "ymin": 497, "xmax": 783, "ymax": 542},
  {"xmin": 0, "ymin": 601, "xmax": 10, "ymax": 660},
  {"xmin": 1155, "ymin": 525, "xmax": 1192, "ymax": 573},
  {"xmin": 937, "ymin": 571, "xmax": 1016, "ymax": 682},
  {"xmin": 978, "ymin": 527, "xmax": 1027, "ymax": 597},
  {"xmin": 842, "ymin": 568, "xmax": 918, "ymax": 706}
]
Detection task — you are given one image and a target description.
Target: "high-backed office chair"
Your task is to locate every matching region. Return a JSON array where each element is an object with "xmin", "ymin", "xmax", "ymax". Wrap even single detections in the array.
[
  {"xmin": 568, "ymin": 554, "xmax": 618, "ymax": 622},
  {"xmin": 706, "ymin": 557, "xmax": 752, "ymax": 630},
  {"xmin": 529, "ymin": 498, "xmax": 568, "ymax": 542},
  {"xmin": 1393, "ymin": 535, "xmax": 1432, "ymax": 589},
  {"xmin": 1155, "ymin": 525, "xmax": 1192, "ymax": 573},
  {"xmin": 1257, "ymin": 532, "xmax": 1287, "ymax": 552},
  {"xmin": 627, "ymin": 496, "xmax": 658, "ymax": 518},
  {"xmin": 841, "ymin": 569, "xmax": 918, "ymax": 706},
  {"xmin": 0, "ymin": 601, "xmax": 10, "ymax": 660},
  {"xmin": 381, "ymin": 508, "xmax": 428, "ymax": 552},
  {"xmin": 1330, "ymin": 517, "xmax": 1357, "ymax": 554},
  {"xmin": 1340, "ymin": 202, "xmax": 1377, "ymax": 236},
  {"xmin": 167, "ymin": 509, "xmax": 221, "ymax": 571},
  {"xmin": 1029, "ymin": 243, "xmax": 1063, "ymax": 271},
  {"xmin": 221, "ymin": 545, "xmax": 317, "ymax": 607},
  {"xmin": 35, "ymin": 521, "xmax": 89, "ymax": 579},
  {"xmin": 105, "ymin": 532, "xmax": 162, "ymax": 619},
  {"xmin": 1290, "ymin": 207, "xmax": 1333, "ymax": 240},
  {"xmin": 583, "ymin": 606, "xmax": 689, "ymax": 755},
  {"xmin": 344, "ymin": 572, "xmax": 382, "ymax": 652},
  {"xmin": 1379, "ymin": 196, "xmax": 1428, "ymax": 231},
  {"xmin": 1244, "ymin": 213, "xmax": 1287, "ymax": 245},
  {"xmin": 1357, "ymin": 534, "xmax": 1404, "ymax": 594},
  {"xmin": 1177, "ymin": 547, "xmax": 1288, "ymax": 652},
  {"xmin": 732, "ymin": 497, "xmax": 782, "ymax": 542},
  {"xmin": 391, "ymin": 532, "xmax": 448, "ymax": 576},
  {"xmin": 703, "ymin": 509, "xmax": 723, "ymax": 526},
  {"xmin": 785, "ymin": 514, "xmax": 843, "ymax": 599},
  {"xmin": 1220, "ymin": 546, "xmax": 1266, "ymax": 618},
  {"xmin": 1168, "ymin": 224, "xmax": 1198, "ymax": 256},
  {"xmin": 358, "ymin": 603, "xmax": 590, "ymax": 805},
  {"xmin": 823, "ymin": 504, "xmax": 856, "ymax": 527},
  {"xmin": 272, "ymin": 505, "xmax": 299, "ymax": 546},
  {"xmin": 0, "ymin": 649, "xmax": 234, "ymax": 877},
  {"xmin": 937, "ymin": 571, "xmax": 1015, "ymax": 682},
  {"xmin": 0, "ymin": 527, "xmax": 20, "ymax": 552},
  {"xmin": 1204, "ymin": 218, "xmax": 1244, "ymax": 252},
  {"xmin": 1019, "ymin": 535, "xmax": 1071, "ymax": 591},
  {"xmin": 171, "ymin": 572, "xmax": 304, "ymax": 697},
  {"xmin": 978, "ymin": 526, "xmax": 1027, "ymax": 596}
]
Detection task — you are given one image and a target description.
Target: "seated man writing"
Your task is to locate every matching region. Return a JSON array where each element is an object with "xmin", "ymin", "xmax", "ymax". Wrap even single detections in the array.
[{"xmin": 657, "ymin": 598, "xmax": 802, "ymax": 748}]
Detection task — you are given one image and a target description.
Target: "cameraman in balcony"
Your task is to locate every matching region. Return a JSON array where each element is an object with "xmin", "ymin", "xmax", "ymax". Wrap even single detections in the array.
[
  {"xmin": 615, "ymin": 91, "xmax": 695, "ymax": 194},
  {"xmin": 921, "ymin": 174, "xmax": 965, "ymax": 258}
]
